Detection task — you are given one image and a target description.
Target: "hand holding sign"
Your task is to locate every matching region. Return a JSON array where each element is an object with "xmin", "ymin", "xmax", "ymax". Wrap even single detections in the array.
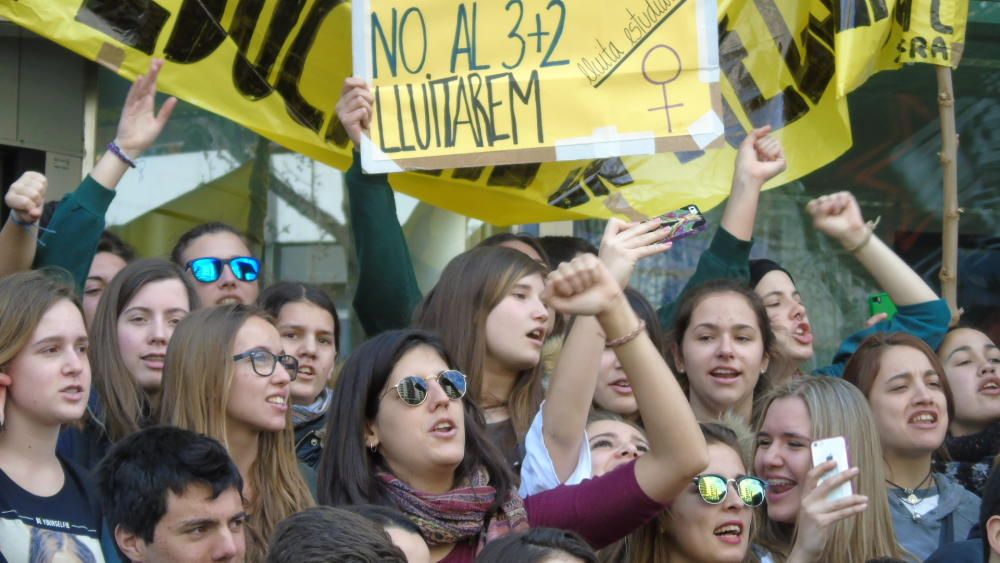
[{"xmin": 336, "ymin": 78, "xmax": 375, "ymax": 148}]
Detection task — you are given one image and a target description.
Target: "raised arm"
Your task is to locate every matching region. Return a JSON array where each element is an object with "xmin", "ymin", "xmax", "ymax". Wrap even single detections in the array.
[
  {"xmin": 658, "ymin": 126, "xmax": 786, "ymax": 326},
  {"xmin": 544, "ymin": 255, "xmax": 708, "ymax": 503},
  {"xmin": 540, "ymin": 218, "xmax": 670, "ymax": 481},
  {"xmin": 337, "ymin": 78, "xmax": 422, "ymax": 335},
  {"xmin": 34, "ymin": 59, "xmax": 175, "ymax": 290},
  {"xmin": 807, "ymin": 192, "xmax": 938, "ymax": 306},
  {"xmin": 0, "ymin": 172, "xmax": 46, "ymax": 277}
]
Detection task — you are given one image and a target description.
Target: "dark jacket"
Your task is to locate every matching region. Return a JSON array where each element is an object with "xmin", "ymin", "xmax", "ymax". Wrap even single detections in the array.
[{"xmin": 294, "ymin": 413, "xmax": 328, "ymax": 470}]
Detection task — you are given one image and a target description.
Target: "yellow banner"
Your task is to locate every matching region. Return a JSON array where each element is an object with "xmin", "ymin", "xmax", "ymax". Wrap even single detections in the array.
[
  {"xmin": 355, "ymin": 0, "xmax": 723, "ymax": 172},
  {"xmin": 0, "ymin": 0, "xmax": 967, "ymax": 225}
]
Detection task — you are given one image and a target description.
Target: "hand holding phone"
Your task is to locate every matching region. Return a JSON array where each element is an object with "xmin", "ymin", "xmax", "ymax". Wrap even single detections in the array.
[
  {"xmin": 810, "ymin": 437, "xmax": 852, "ymax": 502},
  {"xmin": 654, "ymin": 204, "xmax": 708, "ymax": 243},
  {"xmin": 868, "ymin": 292, "xmax": 897, "ymax": 320}
]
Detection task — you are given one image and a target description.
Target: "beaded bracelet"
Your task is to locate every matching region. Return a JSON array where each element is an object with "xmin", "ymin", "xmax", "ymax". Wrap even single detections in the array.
[
  {"xmin": 106, "ymin": 141, "xmax": 137, "ymax": 168},
  {"xmin": 606, "ymin": 319, "xmax": 646, "ymax": 348}
]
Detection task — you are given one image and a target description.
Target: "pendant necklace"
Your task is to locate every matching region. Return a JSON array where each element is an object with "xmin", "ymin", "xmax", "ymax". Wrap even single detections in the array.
[{"xmin": 886, "ymin": 470, "xmax": 933, "ymax": 506}]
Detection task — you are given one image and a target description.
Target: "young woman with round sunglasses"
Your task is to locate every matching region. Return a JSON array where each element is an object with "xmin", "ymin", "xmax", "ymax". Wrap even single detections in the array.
[
  {"xmin": 600, "ymin": 421, "xmax": 765, "ymax": 563},
  {"xmin": 843, "ymin": 332, "xmax": 981, "ymax": 561},
  {"xmin": 258, "ymin": 281, "xmax": 341, "ymax": 469},
  {"xmin": 934, "ymin": 327, "xmax": 1000, "ymax": 496},
  {"xmin": 319, "ymin": 255, "xmax": 708, "ymax": 562},
  {"xmin": 753, "ymin": 376, "xmax": 905, "ymax": 562},
  {"xmin": 158, "ymin": 304, "xmax": 314, "ymax": 562},
  {"xmin": 170, "ymin": 222, "xmax": 261, "ymax": 308},
  {"xmin": 752, "ymin": 191, "xmax": 950, "ymax": 382},
  {"xmin": 0, "ymin": 271, "xmax": 112, "ymax": 562},
  {"xmin": 59, "ymin": 258, "xmax": 198, "ymax": 469}
]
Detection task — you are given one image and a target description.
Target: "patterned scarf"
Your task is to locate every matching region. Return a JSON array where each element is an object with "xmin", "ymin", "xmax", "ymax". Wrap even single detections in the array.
[
  {"xmin": 376, "ymin": 466, "xmax": 529, "ymax": 552},
  {"xmin": 291, "ymin": 387, "xmax": 333, "ymax": 426}
]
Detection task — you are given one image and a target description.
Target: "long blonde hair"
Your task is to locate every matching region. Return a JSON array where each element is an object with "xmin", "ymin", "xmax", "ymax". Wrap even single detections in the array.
[
  {"xmin": 752, "ymin": 377, "xmax": 906, "ymax": 562},
  {"xmin": 415, "ymin": 246, "xmax": 548, "ymax": 440},
  {"xmin": 157, "ymin": 304, "xmax": 313, "ymax": 562}
]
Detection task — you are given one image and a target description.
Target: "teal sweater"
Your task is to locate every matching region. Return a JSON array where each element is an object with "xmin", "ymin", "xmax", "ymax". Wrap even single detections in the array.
[{"xmin": 33, "ymin": 175, "xmax": 116, "ymax": 293}]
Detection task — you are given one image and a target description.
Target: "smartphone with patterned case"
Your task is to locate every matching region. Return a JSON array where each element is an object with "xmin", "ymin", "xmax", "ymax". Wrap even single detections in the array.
[{"xmin": 654, "ymin": 204, "xmax": 708, "ymax": 242}]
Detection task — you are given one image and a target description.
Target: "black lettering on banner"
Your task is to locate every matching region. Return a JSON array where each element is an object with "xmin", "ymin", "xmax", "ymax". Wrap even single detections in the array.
[
  {"xmin": 548, "ymin": 167, "xmax": 590, "ymax": 208},
  {"xmin": 930, "ymin": 36, "xmax": 949, "ymax": 59},
  {"xmin": 547, "ymin": 158, "xmax": 633, "ymax": 209},
  {"xmin": 275, "ymin": 0, "xmax": 343, "ymax": 132},
  {"xmin": 753, "ymin": 0, "xmax": 834, "ymax": 105},
  {"xmin": 930, "ymin": 0, "xmax": 953, "ymax": 34},
  {"xmin": 416, "ymin": 169, "xmax": 444, "ymax": 176},
  {"xmin": 895, "ymin": 0, "xmax": 912, "ymax": 31},
  {"xmin": 833, "ymin": 0, "xmax": 889, "ymax": 31},
  {"xmin": 75, "ymin": 0, "xmax": 170, "ymax": 55},
  {"xmin": 487, "ymin": 163, "xmax": 541, "ymax": 188},
  {"xmin": 718, "ymin": 16, "xmax": 809, "ymax": 129},
  {"xmin": 231, "ymin": 0, "xmax": 306, "ymax": 100},
  {"xmin": 163, "ymin": 0, "xmax": 227, "ymax": 63}
]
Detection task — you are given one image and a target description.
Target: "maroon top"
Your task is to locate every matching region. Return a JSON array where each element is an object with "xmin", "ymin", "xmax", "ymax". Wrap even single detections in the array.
[{"xmin": 440, "ymin": 460, "xmax": 664, "ymax": 563}]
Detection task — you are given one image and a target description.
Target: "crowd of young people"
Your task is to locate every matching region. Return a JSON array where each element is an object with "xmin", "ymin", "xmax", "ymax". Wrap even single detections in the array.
[{"xmin": 0, "ymin": 63, "xmax": 997, "ymax": 563}]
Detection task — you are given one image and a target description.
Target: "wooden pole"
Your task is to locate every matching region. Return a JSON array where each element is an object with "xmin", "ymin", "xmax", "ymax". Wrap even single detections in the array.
[{"xmin": 936, "ymin": 66, "xmax": 961, "ymax": 327}]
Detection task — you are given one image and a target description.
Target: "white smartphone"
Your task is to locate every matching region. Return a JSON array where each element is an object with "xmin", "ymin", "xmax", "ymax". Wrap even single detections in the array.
[{"xmin": 810, "ymin": 436, "xmax": 852, "ymax": 502}]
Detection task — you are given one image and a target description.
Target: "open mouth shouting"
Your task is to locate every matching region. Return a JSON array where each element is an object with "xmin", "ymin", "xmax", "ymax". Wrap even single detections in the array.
[
  {"xmin": 609, "ymin": 377, "xmax": 633, "ymax": 395},
  {"xmin": 429, "ymin": 418, "xmax": 458, "ymax": 439},
  {"xmin": 792, "ymin": 322, "xmax": 813, "ymax": 345},
  {"xmin": 709, "ymin": 367, "xmax": 742, "ymax": 384},
  {"xmin": 907, "ymin": 410, "xmax": 939, "ymax": 429},
  {"xmin": 526, "ymin": 327, "xmax": 546, "ymax": 346},
  {"xmin": 980, "ymin": 376, "xmax": 1000, "ymax": 396},
  {"xmin": 713, "ymin": 521, "xmax": 745, "ymax": 545},
  {"xmin": 765, "ymin": 477, "xmax": 797, "ymax": 500}
]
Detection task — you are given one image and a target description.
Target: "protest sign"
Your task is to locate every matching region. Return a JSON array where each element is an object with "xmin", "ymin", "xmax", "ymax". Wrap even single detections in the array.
[
  {"xmin": 351, "ymin": 0, "xmax": 723, "ymax": 173},
  {"xmin": 0, "ymin": 0, "xmax": 967, "ymax": 224}
]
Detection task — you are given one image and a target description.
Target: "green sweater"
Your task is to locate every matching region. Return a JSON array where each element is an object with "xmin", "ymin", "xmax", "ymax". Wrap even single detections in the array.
[
  {"xmin": 346, "ymin": 152, "xmax": 753, "ymax": 336},
  {"xmin": 33, "ymin": 175, "xmax": 116, "ymax": 294}
]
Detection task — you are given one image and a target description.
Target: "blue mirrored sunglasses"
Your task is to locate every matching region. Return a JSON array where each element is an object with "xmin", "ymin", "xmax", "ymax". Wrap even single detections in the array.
[{"xmin": 186, "ymin": 257, "xmax": 260, "ymax": 283}]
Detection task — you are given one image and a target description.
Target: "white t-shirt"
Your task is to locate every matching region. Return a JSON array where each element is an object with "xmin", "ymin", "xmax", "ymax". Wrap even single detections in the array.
[{"xmin": 518, "ymin": 402, "xmax": 593, "ymax": 497}]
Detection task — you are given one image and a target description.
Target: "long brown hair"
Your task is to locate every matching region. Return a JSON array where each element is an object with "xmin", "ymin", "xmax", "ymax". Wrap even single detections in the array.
[
  {"xmin": 414, "ymin": 246, "xmax": 548, "ymax": 440},
  {"xmin": 752, "ymin": 377, "xmax": 907, "ymax": 563},
  {"xmin": 843, "ymin": 332, "xmax": 955, "ymax": 425},
  {"xmin": 157, "ymin": 304, "xmax": 313, "ymax": 562},
  {"xmin": 89, "ymin": 258, "xmax": 198, "ymax": 443},
  {"xmin": 667, "ymin": 279, "xmax": 776, "ymax": 418}
]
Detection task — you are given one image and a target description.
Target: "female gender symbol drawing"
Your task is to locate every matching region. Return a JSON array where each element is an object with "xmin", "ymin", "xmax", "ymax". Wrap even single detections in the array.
[{"xmin": 642, "ymin": 44, "xmax": 684, "ymax": 132}]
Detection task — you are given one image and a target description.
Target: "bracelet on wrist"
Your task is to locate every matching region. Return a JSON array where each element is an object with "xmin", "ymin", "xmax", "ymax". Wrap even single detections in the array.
[
  {"xmin": 106, "ymin": 141, "xmax": 138, "ymax": 169},
  {"xmin": 8, "ymin": 213, "xmax": 37, "ymax": 227},
  {"xmin": 844, "ymin": 216, "xmax": 881, "ymax": 254},
  {"xmin": 606, "ymin": 319, "xmax": 646, "ymax": 348}
]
